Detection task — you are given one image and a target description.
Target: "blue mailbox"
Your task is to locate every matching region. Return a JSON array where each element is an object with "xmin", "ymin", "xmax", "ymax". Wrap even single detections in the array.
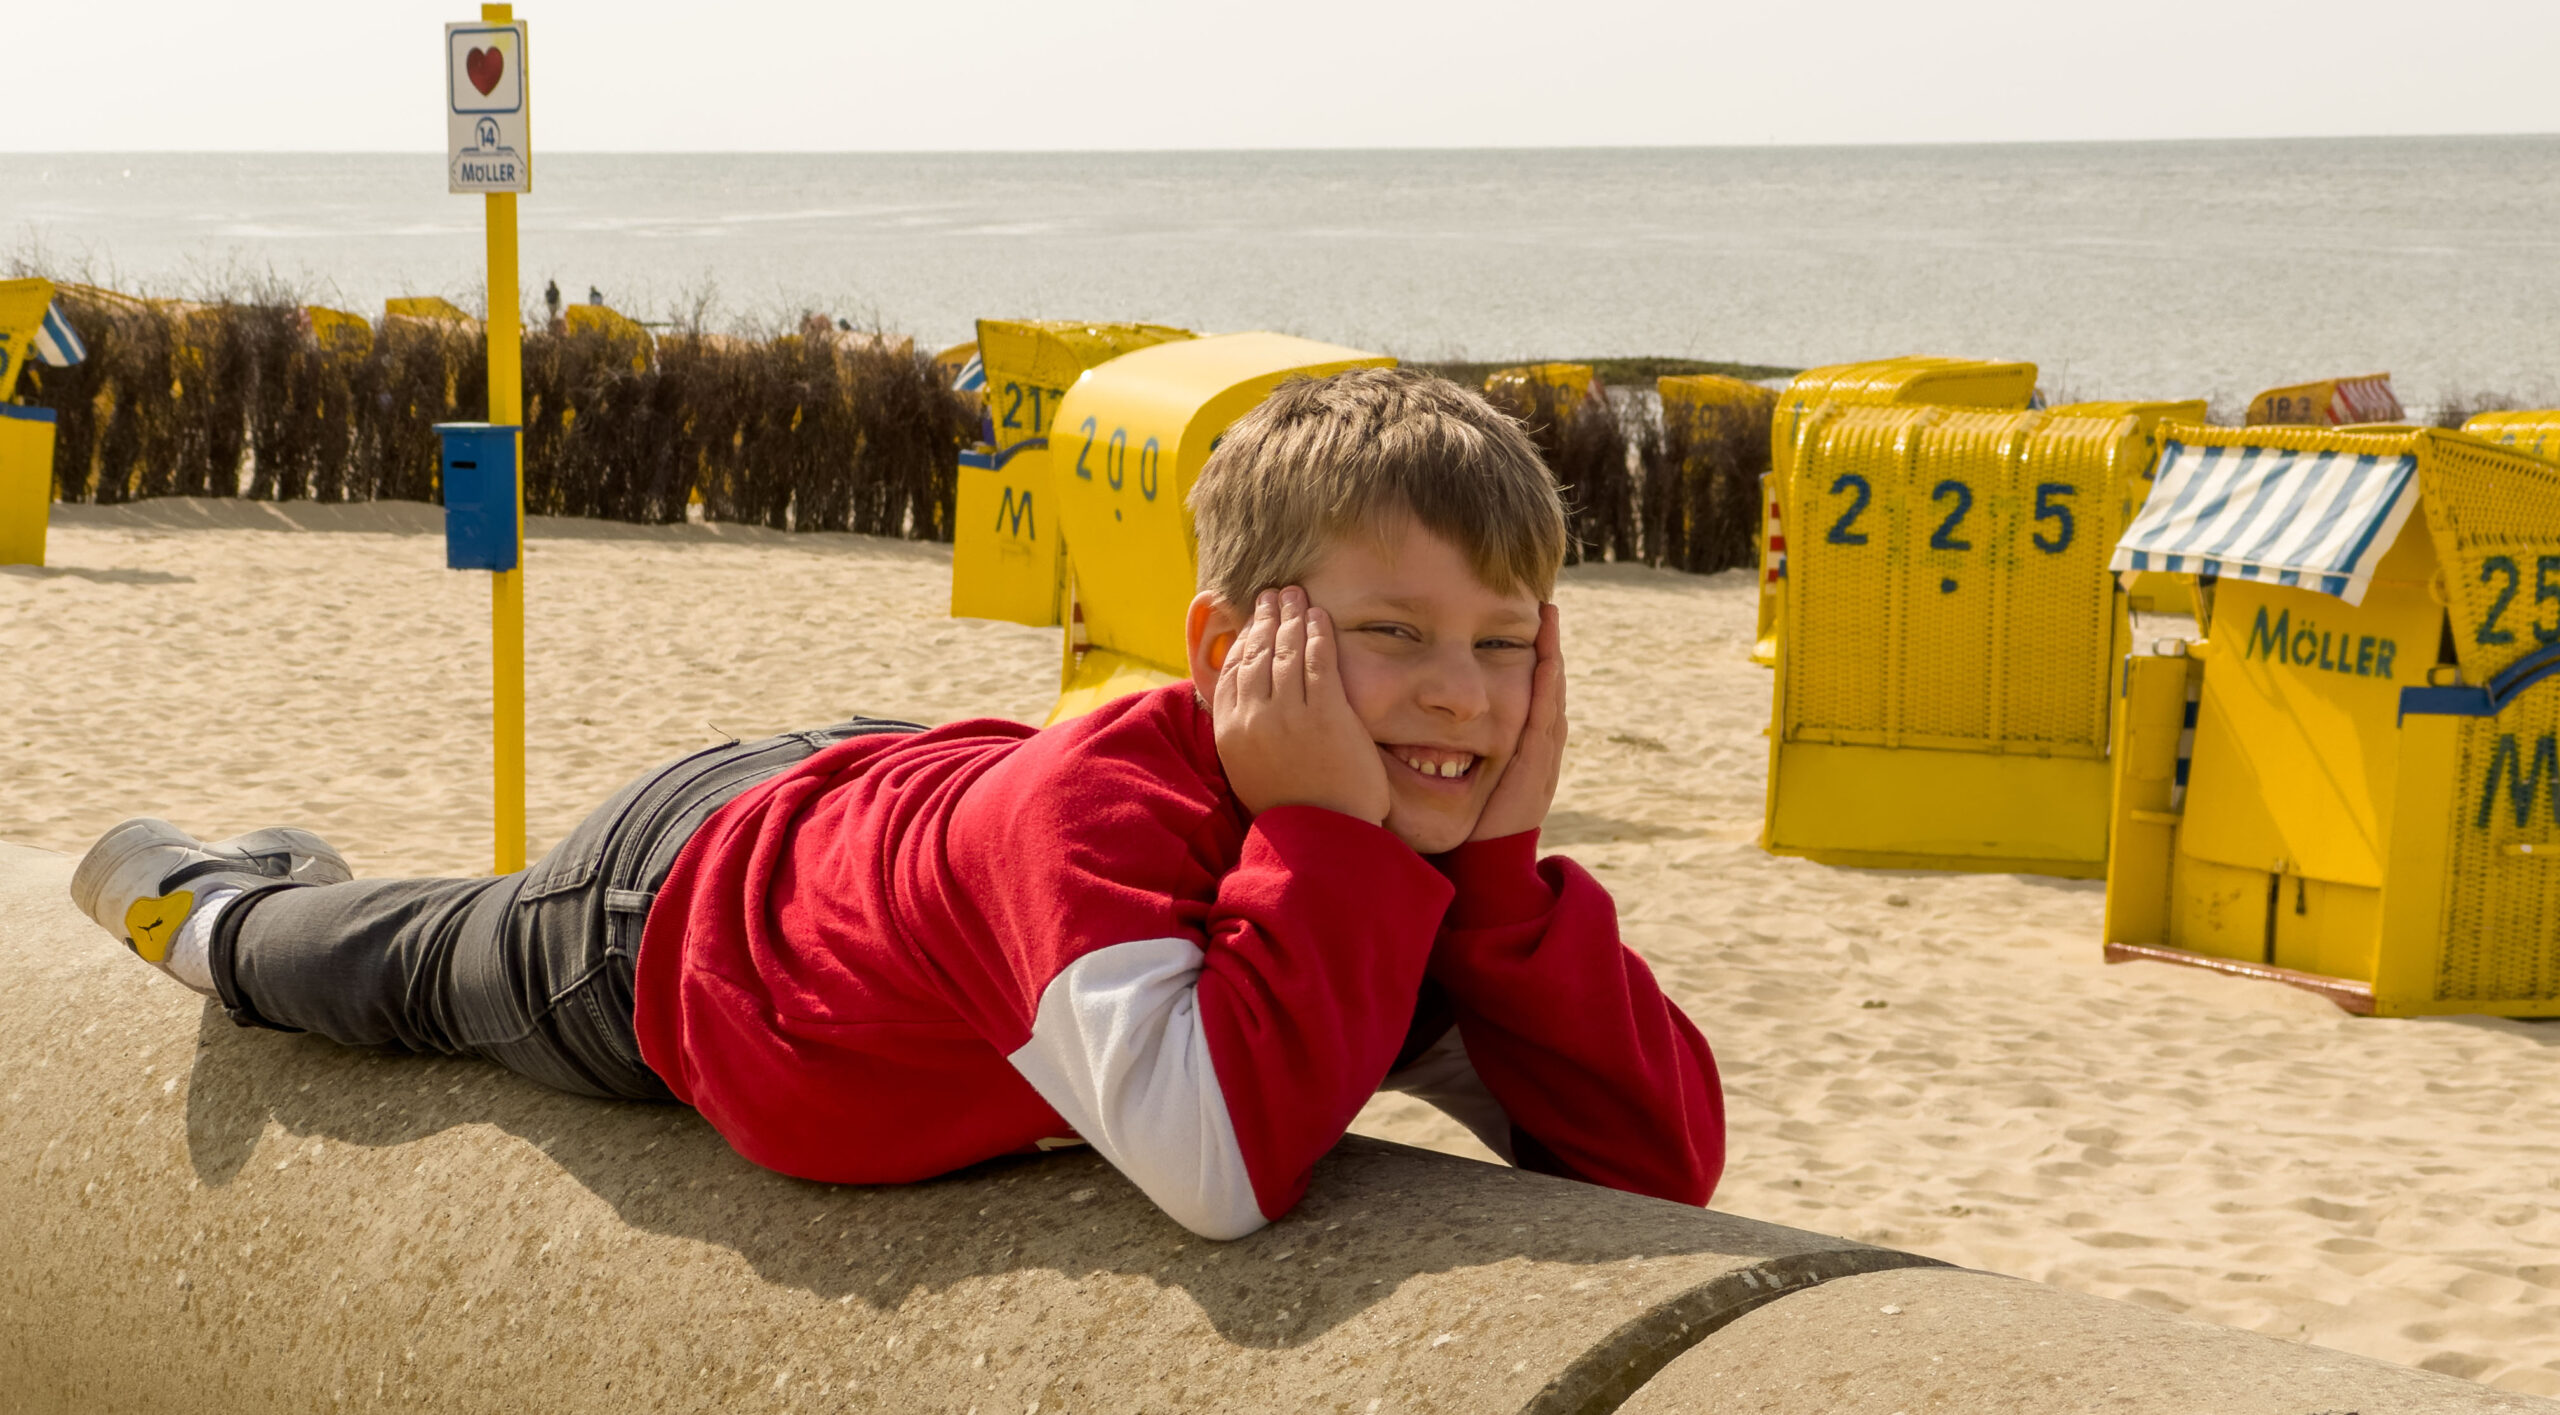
[{"xmin": 434, "ymin": 423, "xmax": 520, "ymax": 572}]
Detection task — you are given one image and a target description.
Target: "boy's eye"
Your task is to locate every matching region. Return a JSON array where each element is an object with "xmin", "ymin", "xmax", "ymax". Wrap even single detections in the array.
[
  {"xmin": 1477, "ymin": 638, "xmax": 1532, "ymax": 653},
  {"xmin": 1356, "ymin": 623, "xmax": 1421, "ymax": 642}
]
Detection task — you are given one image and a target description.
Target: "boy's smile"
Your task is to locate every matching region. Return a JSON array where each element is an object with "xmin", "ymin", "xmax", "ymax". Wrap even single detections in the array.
[{"xmin": 1295, "ymin": 518, "xmax": 1539, "ymax": 854}]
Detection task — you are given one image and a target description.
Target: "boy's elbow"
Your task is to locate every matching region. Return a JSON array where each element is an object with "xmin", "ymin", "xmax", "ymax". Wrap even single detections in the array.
[{"xmin": 1160, "ymin": 1190, "xmax": 1272, "ymax": 1242}]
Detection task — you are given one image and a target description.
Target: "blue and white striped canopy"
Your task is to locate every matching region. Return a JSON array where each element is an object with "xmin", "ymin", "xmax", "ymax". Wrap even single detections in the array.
[
  {"xmin": 951, "ymin": 352, "xmax": 984, "ymax": 392},
  {"xmin": 32, "ymin": 300, "xmax": 85, "ymax": 367},
  {"xmin": 2111, "ymin": 439, "xmax": 2420, "ymax": 606}
]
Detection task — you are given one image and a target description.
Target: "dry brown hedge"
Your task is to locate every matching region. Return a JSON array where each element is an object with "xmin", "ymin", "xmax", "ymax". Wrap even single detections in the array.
[
  {"xmin": 1469, "ymin": 372, "xmax": 1774, "ymax": 574},
  {"xmin": 20, "ymin": 286, "xmax": 970, "ymax": 542},
  {"xmin": 18, "ymin": 285, "xmax": 1772, "ymax": 573}
]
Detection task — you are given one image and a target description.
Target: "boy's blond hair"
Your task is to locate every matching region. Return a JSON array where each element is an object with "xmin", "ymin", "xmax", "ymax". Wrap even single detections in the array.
[{"xmin": 1188, "ymin": 367, "xmax": 1567, "ymax": 607}]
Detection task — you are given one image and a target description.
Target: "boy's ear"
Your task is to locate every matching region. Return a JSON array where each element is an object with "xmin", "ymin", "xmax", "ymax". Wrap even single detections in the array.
[{"xmin": 1185, "ymin": 591, "xmax": 1244, "ymax": 704}]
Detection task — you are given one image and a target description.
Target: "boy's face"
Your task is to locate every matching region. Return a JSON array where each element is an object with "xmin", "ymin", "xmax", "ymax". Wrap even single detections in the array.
[{"xmin": 1281, "ymin": 519, "xmax": 1541, "ymax": 854}]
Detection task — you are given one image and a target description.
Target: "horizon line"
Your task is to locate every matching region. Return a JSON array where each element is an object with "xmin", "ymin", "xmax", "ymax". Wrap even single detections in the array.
[{"xmin": 7, "ymin": 131, "xmax": 2560, "ymax": 159}]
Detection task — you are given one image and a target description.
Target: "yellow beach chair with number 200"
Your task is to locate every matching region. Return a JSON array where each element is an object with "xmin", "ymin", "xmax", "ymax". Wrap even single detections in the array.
[
  {"xmin": 2103, "ymin": 424, "xmax": 2560, "ymax": 1016},
  {"xmin": 1045, "ymin": 332, "xmax": 1392, "ymax": 723}
]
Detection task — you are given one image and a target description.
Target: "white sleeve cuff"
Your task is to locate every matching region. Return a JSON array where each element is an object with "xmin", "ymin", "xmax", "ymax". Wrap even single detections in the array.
[{"xmin": 1006, "ymin": 938, "xmax": 1267, "ymax": 1240}]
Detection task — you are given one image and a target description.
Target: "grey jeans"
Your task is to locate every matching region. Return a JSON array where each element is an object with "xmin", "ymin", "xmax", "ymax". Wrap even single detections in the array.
[{"xmin": 208, "ymin": 719, "xmax": 923, "ymax": 1101}]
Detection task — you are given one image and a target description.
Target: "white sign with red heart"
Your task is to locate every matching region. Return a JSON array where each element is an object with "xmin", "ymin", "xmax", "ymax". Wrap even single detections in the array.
[{"xmin": 446, "ymin": 21, "xmax": 531, "ymax": 194}]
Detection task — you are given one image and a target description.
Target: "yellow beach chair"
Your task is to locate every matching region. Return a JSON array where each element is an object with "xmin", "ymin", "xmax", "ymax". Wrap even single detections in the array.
[
  {"xmin": 0, "ymin": 278, "xmax": 81, "ymax": 567},
  {"xmin": 385, "ymin": 296, "xmax": 476, "ymax": 323},
  {"xmin": 305, "ymin": 305, "xmax": 373, "ymax": 356},
  {"xmin": 2459, "ymin": 409, "xmax": 2560, "ymax": 464},
  {"xmin": 1046, "ymin": 332, "xmax": 1391, "ymax": 722},
  {"xmin": 2048, "ymin": 400, "xmax": 2211, "ymax": 615},
  {"xmin": 2103, "ymin": 423, "xmax": 2560, "ymax": 1015},
  {"xmin": 1484, "ymin": 363, "xmax": 1594, "ymax": 414},
  {"xmin": 563, "ymin": 302, "xmax": 652, "ymax": 372},
  {"xmin": 1756, "ymin": 358, "xmax": 2039, "ymax": 666},
  {"xmin": 2246, "ymin": 373, "xmax": 2402, "ymax": 427},
  {"xmin": 949, "ymin": 320, "xmax": 1195, "ymax": 632},
  {"xmin": 1763, "ymin": 404, "xmax": 2163, "ymax": 876}
]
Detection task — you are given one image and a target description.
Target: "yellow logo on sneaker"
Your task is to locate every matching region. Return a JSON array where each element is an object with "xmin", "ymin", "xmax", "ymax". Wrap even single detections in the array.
[{"xmin": 124, "ymin": 890, "xmax": 195, "ymax": 964}]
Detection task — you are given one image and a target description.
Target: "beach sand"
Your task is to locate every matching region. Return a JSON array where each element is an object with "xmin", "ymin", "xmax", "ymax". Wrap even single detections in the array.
[{"xmin": 8, "ymin": 499, "xmax": 2559, "ymax": 1395}]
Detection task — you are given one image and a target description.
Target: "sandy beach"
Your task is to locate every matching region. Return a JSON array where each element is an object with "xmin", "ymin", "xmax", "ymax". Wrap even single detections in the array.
[{"xmin": 8, "ymin": 499, "xmax": 2559, "ymax": 1397}]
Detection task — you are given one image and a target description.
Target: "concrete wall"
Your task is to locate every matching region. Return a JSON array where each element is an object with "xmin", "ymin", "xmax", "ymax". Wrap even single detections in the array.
[
  {"xmin": 2, "ymin": 841, "xmax": 2545, "ymax": 1414},
  {"xmin": 1620, "ymin": 1267, "xmax": 2552, "ymax": 1414}
]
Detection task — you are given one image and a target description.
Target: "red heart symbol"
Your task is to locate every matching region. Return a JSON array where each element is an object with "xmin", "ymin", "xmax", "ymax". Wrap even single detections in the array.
[{"xmin": 466, "ymin": 46, "xmax": 504, "ymax": 97}]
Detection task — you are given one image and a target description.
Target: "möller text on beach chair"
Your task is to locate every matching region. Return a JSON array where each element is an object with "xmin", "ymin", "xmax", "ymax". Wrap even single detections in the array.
[
  {"xmin": 1045, "ymin": 331, "xmax": 1391, "ymax": 722},
  {"xmin": 949, "ymin": 319, "xmax": 1194, "ymax": 631},
  {"xmin": 1756, "ymin": 357, "xmax": 2039, "ymax": 667},
  {"xmin": 1762, "ymin": 403, "xmax": 2170, "ymax": 876},
  {"xmin": 2102, "ymin": 423, "xmax": 2560, "ymax": 1016}
]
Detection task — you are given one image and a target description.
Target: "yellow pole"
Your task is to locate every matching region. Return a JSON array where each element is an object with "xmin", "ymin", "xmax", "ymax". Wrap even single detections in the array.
[{"xmin": 482, "ymin": 1, "xmax": 525, "ymax": 874}]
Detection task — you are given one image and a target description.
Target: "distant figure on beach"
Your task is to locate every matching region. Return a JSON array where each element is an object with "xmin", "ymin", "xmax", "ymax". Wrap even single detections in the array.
[
  {"xmin": 543, "ymin": 279, "xmax": 560, "ymax": 323},
  {"xmin": 587, "ymin": 286, "xmax": 603, "ymax": 306},
  {"xmin": 65, "ymin": 368, "xmax": 1725, "ymax": 1241}
]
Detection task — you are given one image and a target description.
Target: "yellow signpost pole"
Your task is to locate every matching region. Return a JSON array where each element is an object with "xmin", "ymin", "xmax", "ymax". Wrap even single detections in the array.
[{"xmin": 480, "ymin": 2, "xmax": 525, "ymax": 873}]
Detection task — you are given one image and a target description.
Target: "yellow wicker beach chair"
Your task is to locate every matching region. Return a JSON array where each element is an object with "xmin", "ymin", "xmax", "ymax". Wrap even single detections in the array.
[
  {"xmin": 949, "ymin": 320, "xmax": 1197, "ymax": 632},
  {"xmin": 0, "ymin": 278, "xmax": 67, "ymax": 567},
  {"xmin": 384, "ymin": 296, "xmax": 476, "ymax": 323},
  {"xmin": 2458, "ymin": 409, "xmax": 2560, "ymax": 464},
  {"xmin": 2047, "ymin": 400, "xmax": 2211, "ymax": 615},
  {"xmin": 1763, "ymin": 405, "xmax": 2154, "ymax": 876},
  {"xmin": 2245, "ymin": 373, "xmax": 2402, "ymax": 427},
  {"xmin": 1046, "ymin": 332, "xmax": 1391, "ymax": 723},
  {"xmin": 1756, "ymin": 358, "xmax": 2039, "ymax": 666},
  {"xmin": 304, "ymin": 306, "xmax": 373, "ymax": 356},
  {"xmin": 563, "ymin": 303, "xmax": 652, "ymax": 372},
  {"xmin": 2103, "ymin": 423, "xmax": 2560, "ymax": 1015},
  {"xmin": 1484, "ymin": 363, "xmax": 1595, "ymax": 415}
]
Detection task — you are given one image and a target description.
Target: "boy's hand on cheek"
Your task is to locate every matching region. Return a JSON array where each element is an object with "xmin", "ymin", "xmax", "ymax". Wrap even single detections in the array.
[
  {"xmin": 1470, "ymin": 602, "xmax": 1566, "ymax": 843},
  {"xmin": 1213, "ymin": 587, "xmax": 1392, "ymax": 827}
]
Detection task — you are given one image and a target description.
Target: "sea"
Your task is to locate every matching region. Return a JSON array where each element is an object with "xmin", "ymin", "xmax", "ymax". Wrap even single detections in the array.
[{"xmin": 6, "ymin": 138, "xmax": 2558, "ymax": 416}]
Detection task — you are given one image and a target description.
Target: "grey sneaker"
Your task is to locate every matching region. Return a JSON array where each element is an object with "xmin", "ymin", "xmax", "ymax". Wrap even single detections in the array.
[{"xmin": 70, "ymin": 817, "xmax": 352, "ymax": 965}]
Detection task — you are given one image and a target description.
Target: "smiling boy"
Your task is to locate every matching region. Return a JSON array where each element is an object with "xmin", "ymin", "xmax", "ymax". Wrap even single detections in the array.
[{"xmin": 73, "ymin": 367, "xmax": 1724, "ymax": 1238}]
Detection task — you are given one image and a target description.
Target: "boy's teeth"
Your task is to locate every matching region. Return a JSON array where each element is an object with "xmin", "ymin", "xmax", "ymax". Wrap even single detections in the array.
[{"xmin": 1398, "ymin": 752, "xmax": 1472, "ymax": 778}]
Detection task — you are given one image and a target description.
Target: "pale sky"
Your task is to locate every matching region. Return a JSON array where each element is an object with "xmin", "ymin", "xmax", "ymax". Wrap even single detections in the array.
[{"xmin": 17, "ymin": 0, "xmax": 2560, "ymax": 151}]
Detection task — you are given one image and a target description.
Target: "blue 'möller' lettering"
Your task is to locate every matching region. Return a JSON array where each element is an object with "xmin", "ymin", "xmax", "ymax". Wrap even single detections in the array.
[
  {"xmin": 2244, "ymin": 605, "xmax": 2396, "ymax": 679},
  {"xmin": 2247, "ymin": 606, "xmax": 2292, "ymax": 663}
]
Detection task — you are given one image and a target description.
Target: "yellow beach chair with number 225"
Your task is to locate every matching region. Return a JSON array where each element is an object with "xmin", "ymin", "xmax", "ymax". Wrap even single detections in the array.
[
  {"xmin": 1756, "ymin": 358, "xmax": 2039, "ymax": 666},
  {"xmin": 1764, "ymin": 404, "xmax": 2165, "ymax": 876}
]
